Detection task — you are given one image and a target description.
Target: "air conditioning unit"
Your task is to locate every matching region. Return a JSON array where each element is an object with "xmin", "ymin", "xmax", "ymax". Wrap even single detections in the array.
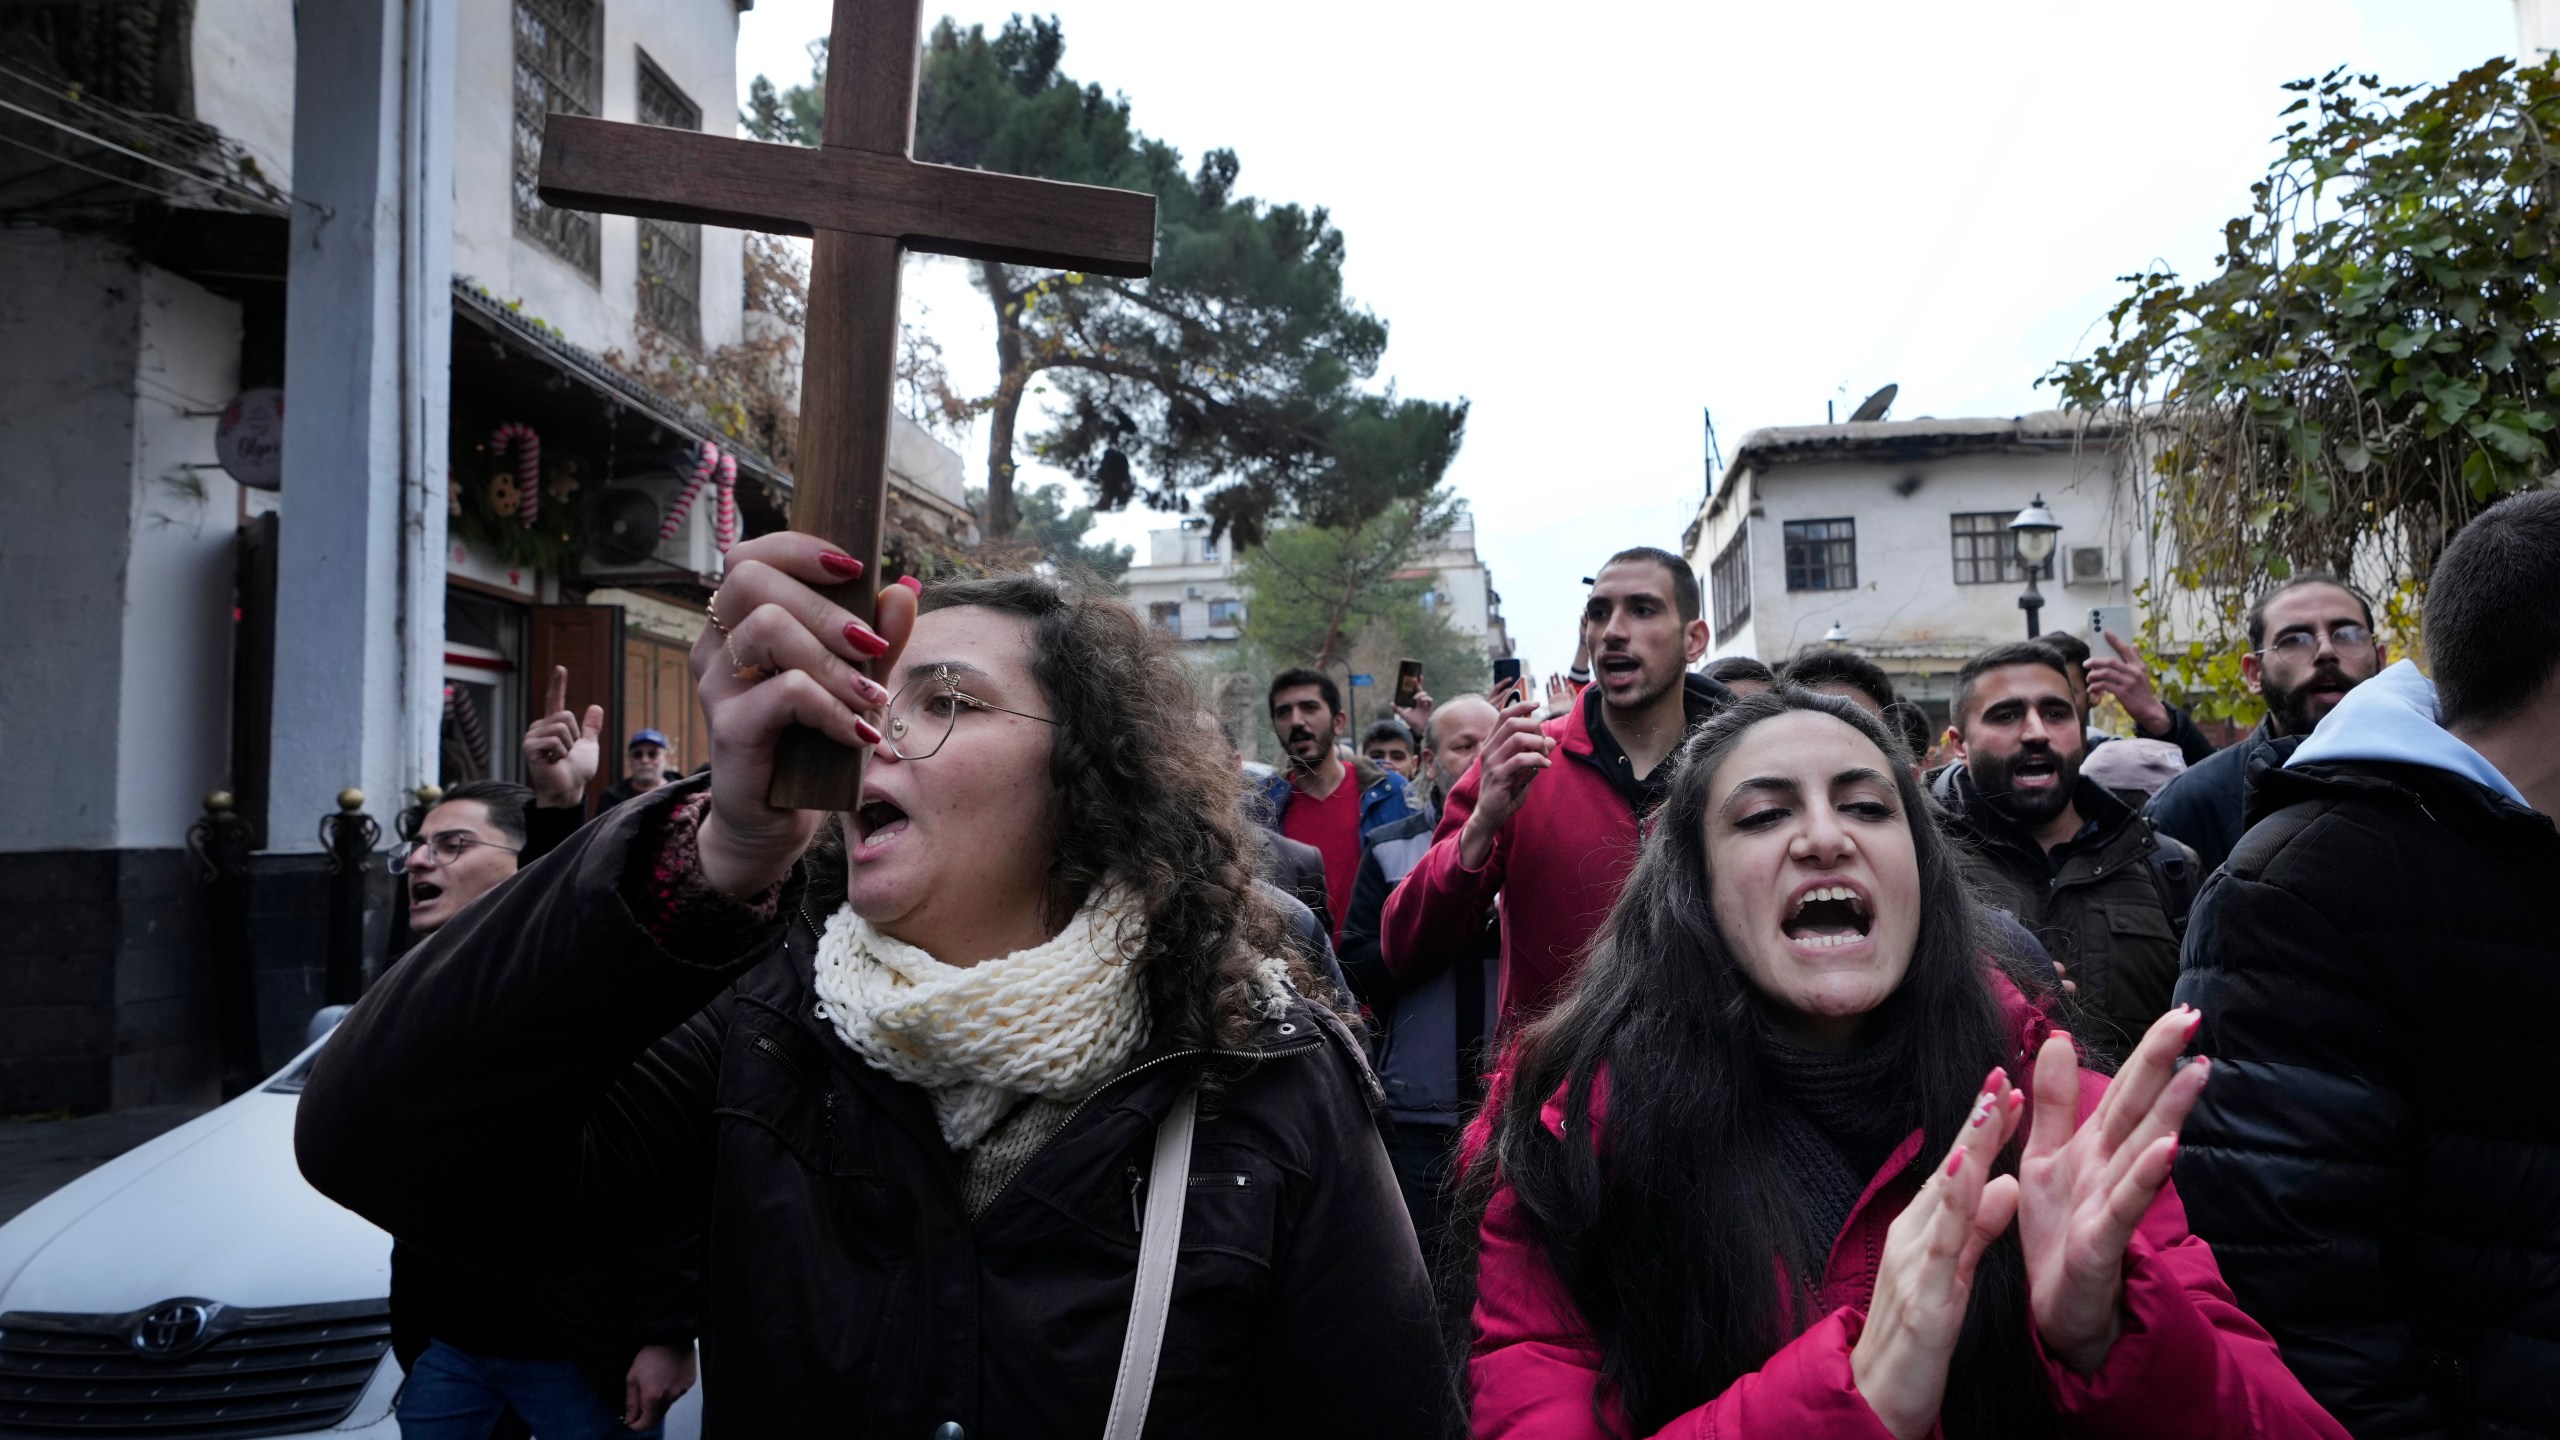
[
  {"xmin": 2062, "ymin": 543, "xmax": 2119, "ymax": 587},
  {"xmin": 580, "ymin": 470, "xmax": 726, "ymax": 583},
  {"xmin": 1185, "ymin": 586, "xmax": 1204, "ymax": 600}
]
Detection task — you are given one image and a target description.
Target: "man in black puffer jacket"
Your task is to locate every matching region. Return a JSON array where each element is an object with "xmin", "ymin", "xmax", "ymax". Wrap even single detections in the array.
[{"xmin": 2174, "ymin": 489, "xmax": 2560, "ymax": 1439}]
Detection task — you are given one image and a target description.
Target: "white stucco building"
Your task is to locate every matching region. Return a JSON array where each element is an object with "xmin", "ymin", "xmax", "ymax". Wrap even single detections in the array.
[
  {"xmin": 1122, "ymin": 507, "xmax": 1515, "ymax": 660},
  {"xmin": 0, "ymin": 0, "xmax": 965, "ymax": 1112},
  {"xmin": 1683, "ymin": 412, "xmax": 2151, "ymax": 731}
]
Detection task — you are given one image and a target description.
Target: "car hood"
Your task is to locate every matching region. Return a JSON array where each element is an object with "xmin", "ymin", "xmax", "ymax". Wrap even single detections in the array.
[{"xmin": 0, "ymin": 1059, "xmax": 388, "ymax": 1315}]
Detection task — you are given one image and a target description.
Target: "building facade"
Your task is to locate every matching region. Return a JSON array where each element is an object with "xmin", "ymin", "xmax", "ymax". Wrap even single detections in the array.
[
  {"xmin": 1683, "ymin": 413, "xmax": 2147, "ymax": 732},
  {"xmin": 1122, "ymin": 508, "xmax": 1515, "ymax": 660},
  {"xmin": 0, "ymin": 0, "xmax": 965, "ymax": 1112}
]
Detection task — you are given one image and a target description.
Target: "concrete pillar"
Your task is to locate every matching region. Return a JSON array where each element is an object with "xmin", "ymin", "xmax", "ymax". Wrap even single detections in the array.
[{"xmin": 269, "ymin": 0, "xmax": 453, "ymax": 849}]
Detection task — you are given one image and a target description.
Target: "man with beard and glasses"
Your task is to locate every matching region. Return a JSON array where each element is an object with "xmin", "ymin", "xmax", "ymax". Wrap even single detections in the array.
[
  {"xmin": 1382, "ymin": 547, "xmax": 1733, "ymax": 1037},
  {"xmin": 1930, "ymin": 642, "xmax": 2200, "ymax": 1064},
  {"xmin": 2145, "ymin": 574, "xmax": 2386, "ymax": 872},
  {"xmin": 2172, "ymin": 491, "xmax": 2560, "ymax": 1438},
  {"xmin": 1258, "ymin": 668, "xmax": 1419, "ymax": 944}
]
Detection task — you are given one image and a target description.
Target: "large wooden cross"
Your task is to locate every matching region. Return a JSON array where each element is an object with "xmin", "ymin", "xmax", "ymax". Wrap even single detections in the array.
[{"xmin": 539, "ymin": 0, "xmax": 1156, "ymax": 808}]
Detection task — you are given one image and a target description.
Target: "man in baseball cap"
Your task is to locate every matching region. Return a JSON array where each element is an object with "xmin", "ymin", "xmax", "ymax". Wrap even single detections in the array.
[{"xmin": 602, "ymin": 728, "xmax": 674, "ymax": 808}]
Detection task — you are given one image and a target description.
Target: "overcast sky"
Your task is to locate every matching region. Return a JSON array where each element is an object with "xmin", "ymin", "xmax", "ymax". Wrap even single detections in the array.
[{"xmin": 737, "ymin": 1, "xmax": 2520, "ymax": 675}]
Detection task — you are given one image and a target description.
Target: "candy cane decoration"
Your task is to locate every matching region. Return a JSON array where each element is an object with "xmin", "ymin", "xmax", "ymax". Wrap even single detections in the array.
[
  {"xmin": 660, "ymin": 440, "xmax": 740, "ymax": 555},
  {"xmin": 660, "ymin": 440, "xmax": 718, "ymax": 541},
  {"xmin": 489, "ymin": 423, "xmax": 541, "ymax": 527},
  {"xmin": 713, "ymin": 448, "xmax": 738, "ymax": 553}
]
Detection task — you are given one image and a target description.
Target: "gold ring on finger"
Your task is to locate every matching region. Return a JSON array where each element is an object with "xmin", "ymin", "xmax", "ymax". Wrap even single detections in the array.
[
  {"xmin": 724, "ymin": 633, "xmax": 772, "ymax": 684},
  {"xmin": 707, "ymin": 592, "xmax": 733, "ymax": 638}
]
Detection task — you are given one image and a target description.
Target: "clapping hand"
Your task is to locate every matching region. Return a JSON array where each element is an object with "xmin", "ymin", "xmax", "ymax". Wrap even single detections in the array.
[
  {"xmin": 522, "ymin": 665, "xmax": 603, "ymax": 808},
  {"xmin": 1853, "ymin": 1068, "xmax": 2026, "ymax": 1440},
  {"xmin": 2018, "ymin": 1007, "xmax": 2209, "ymax": 1374}
]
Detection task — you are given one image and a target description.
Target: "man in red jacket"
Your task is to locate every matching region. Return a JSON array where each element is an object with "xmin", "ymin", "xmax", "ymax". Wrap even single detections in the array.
[{"xmin": 1382, "ymin": 546, "xmax": 1730, "ymax": 1035}]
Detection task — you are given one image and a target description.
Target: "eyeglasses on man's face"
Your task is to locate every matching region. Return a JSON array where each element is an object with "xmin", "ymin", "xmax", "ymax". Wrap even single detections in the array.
[
  {"xmin": 390, "ymin": 829, "xmax": 521, "ymax": 874},
  {"xmin": 882, "ymin": 664, "xmax": 1058, "ymax": 760},
  {"xmin": 2258, "ymin": 622, "xmax": 2375, "ymax": 658}
]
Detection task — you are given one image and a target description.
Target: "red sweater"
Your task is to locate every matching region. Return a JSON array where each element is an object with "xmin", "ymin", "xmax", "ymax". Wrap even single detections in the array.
[
  {"xmin": 1380, "ymin": 698, "xmax": 1642, "ymax": 1036},
  {"xmin": 1464, "ymin": 983, "xmax": 2351, "ymax": 1440}
]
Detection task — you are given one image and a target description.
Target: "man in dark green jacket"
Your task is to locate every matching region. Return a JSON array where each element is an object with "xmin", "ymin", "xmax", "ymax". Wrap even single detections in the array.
[{"xmin": 1932, "ymin": 642, "xmax": 2200, "ymax": 1064}]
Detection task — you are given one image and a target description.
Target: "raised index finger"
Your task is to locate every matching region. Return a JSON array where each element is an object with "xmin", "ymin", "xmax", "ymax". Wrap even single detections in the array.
[{"xmin": 546, "ymin": 665, "xmax": 568, "ymax": 716}]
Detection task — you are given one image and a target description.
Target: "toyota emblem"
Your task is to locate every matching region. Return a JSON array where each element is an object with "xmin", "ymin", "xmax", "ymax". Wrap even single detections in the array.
[{"xmin": 130, "ymin": 1300, "xmax": 217, "ymax": 1357}]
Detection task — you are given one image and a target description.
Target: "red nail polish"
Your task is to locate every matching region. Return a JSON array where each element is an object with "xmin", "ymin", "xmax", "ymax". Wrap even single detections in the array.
[
  {"xmin": 895, "ymin": 574, "xmax": 923, "ymax": 595},
  {"xmin": 853, "ymin": 717, "xmax": 883, "ymax": 745},
  {"xmin": 2008, "ymin": 1090, "xmax": 2027, "ymax": 1111},
  {"xmin": 1946, "ymin": 1149, "xmax": 1965, "ymax": 1178},
  {"xmin": 845, "ymin": 623, "xmax": 888, "ymax": 657},
  {"xmin": 1985, "ymin": 1066, "xmax": 2007, "ymax": 1091},
  {"xmin": 819, "ymin": 551, "xmax": 863, "ymax": 578}
]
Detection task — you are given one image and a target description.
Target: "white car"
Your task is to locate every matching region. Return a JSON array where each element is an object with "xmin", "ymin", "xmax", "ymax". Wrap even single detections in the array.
[{"xmin": 0, "ymin": 1033, "xmax": 699, "ymax": 1439}]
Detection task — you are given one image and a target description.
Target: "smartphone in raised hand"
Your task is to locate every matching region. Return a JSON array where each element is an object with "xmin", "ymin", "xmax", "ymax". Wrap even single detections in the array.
[
  {"xmin": 1394, "ymin": 660, "xmax": 1425, "ymax": 710},
  {"xmin": 1492, "ymin": 657, "xmax": 1525, "ymax": 707},
  {"xmin": 2089, "ymin": 604, "xmax": 2135, "ymax": 654}
]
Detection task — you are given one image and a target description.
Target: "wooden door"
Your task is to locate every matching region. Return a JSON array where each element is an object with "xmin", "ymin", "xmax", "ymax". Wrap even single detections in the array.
[{"xmin": 622, "ymin": 630, "xmax": 708, "ymax": 779}]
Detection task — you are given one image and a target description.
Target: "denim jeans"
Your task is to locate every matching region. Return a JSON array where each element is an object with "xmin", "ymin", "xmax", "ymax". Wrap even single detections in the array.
[{"xmin": 397, "ymin": 1339, "xmax": 658, "ymax": 1440}]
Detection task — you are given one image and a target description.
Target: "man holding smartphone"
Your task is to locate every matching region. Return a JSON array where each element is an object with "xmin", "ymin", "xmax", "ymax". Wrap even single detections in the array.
[{"xmin": 1381, "ymin": 547, "xmax": 1730, "ymax": 1036}]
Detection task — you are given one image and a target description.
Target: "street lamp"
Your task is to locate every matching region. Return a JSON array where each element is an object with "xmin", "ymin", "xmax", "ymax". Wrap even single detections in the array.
[
  {"xmin": 1823, "ymin": 620, "xmax": 1850, "ymax": 647},
  {"xmin": 2008, "ymin": 494, "xmax": 2061, "ymax": 638}
]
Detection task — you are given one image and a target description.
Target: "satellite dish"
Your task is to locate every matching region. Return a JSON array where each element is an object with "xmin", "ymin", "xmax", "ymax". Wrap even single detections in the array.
[
  {"xmin": 592, "ymin": 487, "xmax": 663, "ymax": 566},
  {"xmin": 1847, "ymin": 384, "xmax": 1898, "ymax": 423}
]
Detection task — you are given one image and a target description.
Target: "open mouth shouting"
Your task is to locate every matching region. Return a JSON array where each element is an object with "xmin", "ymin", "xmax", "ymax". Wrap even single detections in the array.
[
  {"xmin": 1782, "ymin": 881, "xmax": 1873, "ymax": 954},
  {"xmin": 1595, "ymin": 651, "xmax": 1644, "ymax": 691},
  {"xmin": 2006, "ymin": 748, "xmax": 2061, "ymax": 792},
  {"xmin": 407, "ymin": 878, "xmax": 445, "ymax": 913},
  {"xmin": 853, "ymin": 794, "xmax": 912, "ymax": 859}
]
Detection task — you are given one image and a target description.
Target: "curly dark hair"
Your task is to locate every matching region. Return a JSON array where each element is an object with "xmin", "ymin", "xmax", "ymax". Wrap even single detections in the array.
[{"xmin": 798, "ymin": 572, "xmax": 1309, "ymax": 1057}]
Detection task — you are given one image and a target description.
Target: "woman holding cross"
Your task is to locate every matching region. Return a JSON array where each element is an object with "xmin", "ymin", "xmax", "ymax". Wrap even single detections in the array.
[{"xmin": 298, "ymin": 533, "xmax": 1444, "ymax": 1437}]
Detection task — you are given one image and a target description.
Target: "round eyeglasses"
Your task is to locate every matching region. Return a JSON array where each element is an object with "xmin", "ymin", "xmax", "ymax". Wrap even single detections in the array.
[
  {"xmin": 390, "ymin": 830, "xmax": 521, "ymax": 874},
  {"xmin": 882, "ymin": 664, "xmax": 1058, "ymax": 760},
  {"xmin": 2257, "ymin": 622, "xmax": 2374, "ymax": 658}
]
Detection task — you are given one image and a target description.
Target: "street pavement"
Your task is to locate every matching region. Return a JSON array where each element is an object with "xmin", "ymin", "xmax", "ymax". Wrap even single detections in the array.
[{"xmin": 0, "ymin": 1106, "xmax": 211, "ymax": 1226}]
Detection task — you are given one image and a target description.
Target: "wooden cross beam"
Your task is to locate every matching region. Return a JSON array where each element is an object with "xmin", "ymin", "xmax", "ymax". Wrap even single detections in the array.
[{"xmin": 538, "ymin": 0, "xmax": 1156, "ymax": 809}]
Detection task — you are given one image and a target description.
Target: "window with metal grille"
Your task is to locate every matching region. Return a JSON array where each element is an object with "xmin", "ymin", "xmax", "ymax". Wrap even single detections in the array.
[
  {"xmin": 1950, "ymin": 511, "xmax": 2049, "ymax": 585},
  {"xmin": 634, "ymin": 51, "xmax": 702, "ymax": 344},
  {"xmin": 1148, "ymin": 602, "xmax": 1182, "ymax": 637},
  {"xmin": 1710, "ymin": 525, "xmax": 1753, "ymax": 634},
  {"xmin": 1782, "ymin": 518, "xmax": 1857, "ymax": 592},
  {"xmin": 513, "ymin": 0, "xmax": 602, "ymax": 277},
  {"xmin": 1207, "ymin": 598, "xmax": 1243, "ymax": 627}
]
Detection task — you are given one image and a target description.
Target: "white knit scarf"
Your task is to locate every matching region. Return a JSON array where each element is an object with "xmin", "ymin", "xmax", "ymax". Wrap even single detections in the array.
[{"xmin": 810, "ymin": 888, "xmax": 1150, "ymax": 1152}]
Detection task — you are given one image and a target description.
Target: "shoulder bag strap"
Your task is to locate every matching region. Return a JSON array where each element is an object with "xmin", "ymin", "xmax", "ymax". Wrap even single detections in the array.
[{"xmin": 1103, "ymin": 1088, "xmax": 1198, "ymax": 1440}]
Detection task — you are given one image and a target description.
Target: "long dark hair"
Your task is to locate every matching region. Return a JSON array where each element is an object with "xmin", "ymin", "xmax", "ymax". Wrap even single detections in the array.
[
  {"xmin": 800, "ymin": 572, "xmax": 1307, "ymax": 1055},
  {"xmin": 1451, "ymin": 688, "xmax": 2053, "ymax": 1437}
]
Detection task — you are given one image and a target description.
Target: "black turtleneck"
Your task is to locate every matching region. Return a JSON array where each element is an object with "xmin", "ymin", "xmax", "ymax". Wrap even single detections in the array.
[{"xmin": 1760, "ymin": 1021, "xmax": 1917, "ymax": 1275}]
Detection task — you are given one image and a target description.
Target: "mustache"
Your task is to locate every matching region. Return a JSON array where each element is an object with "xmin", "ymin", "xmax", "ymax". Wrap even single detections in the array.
[{"xmin": 1284, "ymin": 726, "xmax": 1319, "ymax": 744}]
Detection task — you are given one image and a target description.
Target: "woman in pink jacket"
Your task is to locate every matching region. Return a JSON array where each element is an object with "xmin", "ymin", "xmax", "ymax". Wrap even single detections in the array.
[{"xmin": 1458, "ymin": 687, "xmax": 2345, "ymax": 1440}]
